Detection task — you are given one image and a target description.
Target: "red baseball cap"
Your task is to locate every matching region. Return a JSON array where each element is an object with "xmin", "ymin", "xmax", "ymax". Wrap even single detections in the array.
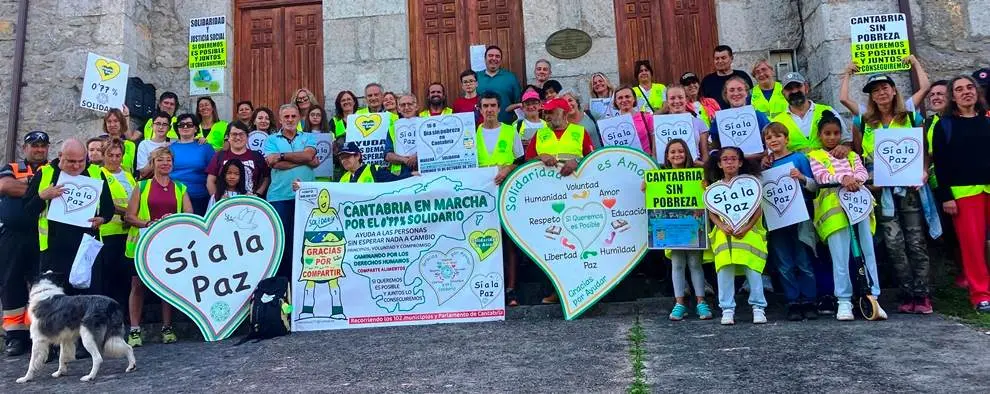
[{"xmin": 542, "ymin": 98, "xmax": 570, "ymax": 112}]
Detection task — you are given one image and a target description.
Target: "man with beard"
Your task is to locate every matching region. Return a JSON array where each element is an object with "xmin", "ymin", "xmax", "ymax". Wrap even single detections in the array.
[
  {"xmin": 771, "ymin": 72, "xmax": 852, "ymax": 155},
  {"xmin": 419, "ymin": 83, "xmax": 453, "ymax": 117},
  {"xmin": 524, "ymin": 98, "xmax": 595, "ymax": 177}
]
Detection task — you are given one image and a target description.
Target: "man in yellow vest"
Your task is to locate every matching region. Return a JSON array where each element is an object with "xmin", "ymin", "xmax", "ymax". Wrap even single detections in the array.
[
  {"xmin": 356, "ymin": 83, "xmax": 386, "ymax": 114},
  {"xmin": 24, "ymin": 138, "xmax": 114, "ymax": 292},
  {"xmin": 771, "ymin": 72, "xmax": 853, "ymax": 156},
  {"xmin": 0, "ymin": 131, "xmax": 49, "ymax": 356},
  {"xmin": 477, "ymin": 92, "xmax": 525, "ymax": 185},
  {"xmin": 525, "ymin": 98, "xmax": 595, "ymax": 177},
  {"xmin": 384, "ymin": 94, "xmax": 419, "ymax": 176},
  {"xmin": 419, "ymin": 82, "xmax": 453, "ymax": 118}
]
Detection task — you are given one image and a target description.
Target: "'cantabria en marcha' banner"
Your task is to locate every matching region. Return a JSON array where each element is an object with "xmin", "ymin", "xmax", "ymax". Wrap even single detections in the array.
[
  {"xmin": 499, "ymin": 147, "xmax": 658, "ymax": 319},
  {"xmin": 292, "ymin": 168, "xmax": 505, "ymax": 331}
]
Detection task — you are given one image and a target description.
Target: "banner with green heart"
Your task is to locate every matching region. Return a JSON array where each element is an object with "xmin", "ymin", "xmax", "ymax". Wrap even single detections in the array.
[
  {"xmin": 135, "ymin": 196, "xmax": 284, "ymax": 341},
  {"xmin": 499, "ymin": 147, "xmax": 658, "ymax": 319}
]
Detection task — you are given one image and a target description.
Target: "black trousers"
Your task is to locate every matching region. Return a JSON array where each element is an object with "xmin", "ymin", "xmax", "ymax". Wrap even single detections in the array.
[{"xmin": 0, "ymin": 228, "xmax": 39, "ymax": 331}]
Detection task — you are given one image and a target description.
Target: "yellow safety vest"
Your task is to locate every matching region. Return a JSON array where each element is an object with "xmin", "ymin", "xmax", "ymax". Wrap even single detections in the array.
[
  {"xmin": 751, "ymin": 82, "xmax": 789, "ymax": 119},
  {"xmin": 477, "ymin": 123, "xmax": 517, "ymax": 167},
  {"xmin": 99, "ymin": 167, "xmax": 136, "ymax": 237},
  {"xmin": 806, "ymin": 149, "xmax": 876, "ymax": 241},
  {"xmin": 925, "ymin": 114, "xmax": 939, "ymax": 156},
  {"xmin": 143, "ymin": 116, "xmax": 178, "ymax": 140},
  {"xmin": 771, "ymin": 104, "xmax": 836, "ymax": 152},
  {"xmin": 340, "ymin": 164, "xmax": 377, "ymax": 183},
  {"xmin": 419, "ymin": 108, "xmax": 453, "ymax": 118},
  {"xmin": 37, "ymin": 164, "xmax": 104, "ymax": 251},
  {"xmin": 333, "ymin": 117, "xmax": 346, "ymax": 138},
  {"xmin": 535, "ymin": 124, "xmax": 585, "ymax": 160},
  {"xmin": 203, "ymin": 120, "xmax": 230, "ymax": 151},
  {"xmin": 634, "ymin": 83, "xmax": 666, "ymax": 112},
  {"xmin": 386, "ymin": 127, "xmax": 405, "ymax": 175},
  {"xmin": 860, "ymin": 113, "xmax": 915, "ymax": 161},
  {"xmin": 694, "ymin": 103, "xmax": 713, "ymax": 128},
  {"xmin": 708, "ymin": 220, "xmax": 768, "ymax": 274},
  {"xmin": 125, "ymin": 179, "xmax": 186, "ymax": 259}
]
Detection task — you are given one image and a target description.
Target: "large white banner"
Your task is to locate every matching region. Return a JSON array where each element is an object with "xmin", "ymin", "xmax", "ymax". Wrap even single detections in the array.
[{"xmin": 292, "ymin": 168, "xmax": 504, "ymax": 331}]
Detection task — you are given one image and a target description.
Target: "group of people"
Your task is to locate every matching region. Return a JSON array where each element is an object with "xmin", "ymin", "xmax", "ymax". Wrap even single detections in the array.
[{"xmin": 1, "ymin": 43, "xmax": 988, "ymax": 355}]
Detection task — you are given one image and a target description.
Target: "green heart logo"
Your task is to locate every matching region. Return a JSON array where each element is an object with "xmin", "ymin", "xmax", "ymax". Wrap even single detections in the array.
[
  {"xmin": 499, "ymin": 147, "xmax": 658, "ymax": 319},
  {"xmin": 135, "ymin": 196, "xmax": 284, "ymax": 341},
  {"xmin": 468, "ymin": 229, "xmax": 500, "ymax": 261}
]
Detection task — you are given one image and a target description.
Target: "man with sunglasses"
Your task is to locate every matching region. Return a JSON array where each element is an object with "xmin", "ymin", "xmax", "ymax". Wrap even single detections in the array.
[{"xmin": 0, "ymin": 131, "xmax": 50, "ymax": 356}]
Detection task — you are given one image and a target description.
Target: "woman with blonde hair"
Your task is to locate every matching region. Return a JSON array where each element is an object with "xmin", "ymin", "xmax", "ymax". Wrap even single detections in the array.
[
  {"xmin": 292, "ymin": 88, "xmax": 320, "ymax": 130},
  {"xmin": 751, "ymin": 59, "xmax": 789, "ymax": 118},
  {"xmin": 587, "ymin": 72, "xmax": 618, "ymax": 121}
]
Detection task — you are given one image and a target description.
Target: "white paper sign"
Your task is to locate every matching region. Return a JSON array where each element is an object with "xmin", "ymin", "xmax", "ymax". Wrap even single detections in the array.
[
  {"xmin": 872, "ymin": 127, "xmax": 923, "ymax": 187},
  {"xmin": 704, "ymin": 175, "xmax": 762, "ymax": 231},
  {"xmin": 653, "ymin": 113, "xmax": 699, "ymax": 161},
  {"xmin": 69, "ymin": 234, "xmax": 104, "ymax": 289},
  {"xmin": 393, "ymin": 118, "xmax": 422, "ymax": 156},
  {"xmin": 589, "ymin": 98, "xmax": 619, "ymax": 120},
  {"xmin": 247, "ymin": 130, "xmax": 268, "ymax": 153},
  {"xmin": 596, "ymin": 114, "xmax": 644, "ymax": 151},
  {"xmin": 470, "ymin": 45, "xmax": 487, "ymax": 72},
  {"xmin": 417, "ymin": 112, "xmax": 478, "ymax": 174},
  {"xmin": 715, "ymin": 106, "xmax": 763, "ymax": 155},
  {"xmin": 760, "ymin": 164, "xmax": 810, "ymax": 231},
  {"xmin": 345, "ymin": 113, "xmax": 392, "ymax": 166},
  {"xmin": 312, "ymin": 133, "xmax": 335, "ymax": 179},
  {"xmin": 79, "ymin": 52, "xmax": 129, "ymax": 113},
  {"xmin": 47, "ymin": 173, "xmax": 104, "ymax": 228},
  {"xmin": 838, "ymin": 187, "xmax": 873, "ymax": 225}
]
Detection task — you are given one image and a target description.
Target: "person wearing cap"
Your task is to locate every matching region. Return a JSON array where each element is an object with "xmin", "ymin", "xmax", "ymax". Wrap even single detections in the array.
[
  {"xmin": 610, "ymin": 85, "xmax": 655, "ymax": 155},
  {"xmin": 701, "ymin": 45, "xmax": 754, "ymax": 109},
  {"xmin": 632, "ymin": 60, "xmax": 666, "ymax": 113},
  {"xmin": 419, "ymin": 82, "xmax": 453, "ymax": 118},
  {"xmin": 513, "ymin": 90, "xmax": 549, "ymax": 147},
  {"xmin": 770, "ymin": 71, "xmax": 852, "ymax": 154},
  {"xmin": 0, "ymin": 131, "xmax": 50, "ymax": 356},
  {"xmin": 384, "ymin": 93, "xmax": 420, "ymax": 176},
  {"xmin": 337, "ymin": 142, "xmax": 411, "ymax": 183},
  {"xmin": 476, "ymin": 45, "xmax": 522, "ymax": 123},
  {"xmin": 525, "ymin": 97, "xmax": 595, "ymax": 174},
  {"xmin": 681, "ymin": 72, "xmax": 720, "ymax": 128},
  {"xmin": 839, "ymin": 56, "xmax": 930, "ymax": 116},
  {"xmin": 751, "ymin": 59, "xmax": 789, "ymax": 119}
]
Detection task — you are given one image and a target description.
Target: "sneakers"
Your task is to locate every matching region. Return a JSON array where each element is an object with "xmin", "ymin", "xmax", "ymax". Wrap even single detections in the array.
[
  {"xmin": 541, "ymin": 293, "xmax": 559, "ymax": 304},
  {"xmin": 696, "ymin": 302, "xmax": 713, "ymax": 320},
  {"xmin": 977, "ymin": 301, "xmax": 990, "ymax": 313},
  {"xmin": 127, "ymin": 329, "xmax": 143, "ymax": 347},
  {"xmin": 753, "ymin": 308, "xmax": 768, "ymax": 324},
  {"xmin": 817, "ymin": 295, "xmax": 837, "ymax": 315},
  {"xmin": 836, "ymin": 301, "xmax": 855, "ymax": 321},
  {"xmin": 161, "ymin": 326, "xmax": 178, "ymax": 344},
  {"xmin": 720, "ymin": 309, "xmax": 735, "ymax": 325},
  {"xmin": 898, "ymin": 299, "xmax": 916, "ymax": 314},
  {"xmin": 786, "ymin": 304, "xmax": 803, "ymax": 321},
  {"xmin": 802, "ymin": 303, "xmax": 818, "ymax": 320},
  {"xmin": 669, "ymin": 303, "xmax": 687, "ymax": 321},
  {"xmin": 913, "ymin": 296, "xmax": 933, "ymax": 314}
]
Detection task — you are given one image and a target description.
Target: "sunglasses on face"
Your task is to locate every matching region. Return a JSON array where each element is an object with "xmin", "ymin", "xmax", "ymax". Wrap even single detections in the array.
[{"xmin": 178, "ymin": 122, "xmax": 196, "ymax": 128}]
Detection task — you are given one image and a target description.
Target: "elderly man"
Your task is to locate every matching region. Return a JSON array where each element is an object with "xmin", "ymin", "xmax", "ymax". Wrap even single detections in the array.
[
  {"xmin": 476, "ymin": 45, "xmax": 521, "ymax": 123},
  {"xmin": 524, "ymin": 98, "xmax": 595, "ymax": 177},
  {"xmin": 0, "ymin": 131, "xmax": 50, "ymax": 356},
  {"xmin": 532, "ymin": 59, "xmax": 552, "ymax": 89},
  {"xmin": 356, "ymin": 83, "xmax": 386, "ymax": 114},
  {"xmin": 384, "ymin": 93, "xmax": 420, "ymax": 175},
  {"xmin": 419, "ymin": 83, "xmax": 453, "ymax": 117}
]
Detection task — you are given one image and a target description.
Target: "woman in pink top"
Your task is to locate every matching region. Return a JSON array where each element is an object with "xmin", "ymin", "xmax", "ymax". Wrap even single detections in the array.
[{"xmin": 612, "ymin": 86, "xmax": 654, "ymax": 155}]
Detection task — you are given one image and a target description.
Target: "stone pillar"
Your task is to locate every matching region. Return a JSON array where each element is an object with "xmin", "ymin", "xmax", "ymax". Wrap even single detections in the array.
[
  {"xmin": 173, "ymin": 0, "xmax": 235, "ymax": 120},
  {"xmin": 715, "ymin": 0, "xmax": 800, "ymax": 78}
]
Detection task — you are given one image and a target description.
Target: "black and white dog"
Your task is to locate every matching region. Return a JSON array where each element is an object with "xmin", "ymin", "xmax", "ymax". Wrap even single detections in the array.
[{"xmin": 16, "ymin": 276, "xmax": 136, "ymax": 383}]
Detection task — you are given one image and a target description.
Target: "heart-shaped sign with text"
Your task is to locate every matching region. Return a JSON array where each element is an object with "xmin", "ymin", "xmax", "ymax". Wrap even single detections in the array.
[
  {"xmin": 59, "ymin": 182, "xmax": 100, "ymax": 214},
  {"xmin": 600, "ymin": 121, "xmax": 643, "ymax": 150},
  {"xmin": 419, "ymin": 247, "xmax": 474, "ymax": 305},
  {"xmin": 500, "ymin": 147, "xmax": 657, "ymax": 319},
  {"xmin": 393, "ymin": 118, "xmax": 421, "ymax": 156},
  {"xmin": 837, "ymin": 187, "xmax": 874, "ymax": 225},
  {"xmin": 247, "ymin": 130, "xmax": 268, "ymax": 153},
  {"xmin": 652, "ymin": 113, "xmax": 697, "ymax": 161},
  {"xmin": 762, "ymin": 175, "xmax": 799, "ymax": 216},
  {"xmin": 355, "ymin": 114, "xmax": 382, "ymax": 137},
  {"xmin": 876, "ymin": 138, "xmax": 921, "ymax": 174},
  {"xmin": 95, "ymin": 58, "xmax": 121, "ymax": 81},
  {"xmin": 470, "ymin": 273, "xmax": 502, "ymax": 308},
  {"xmin": 704, "ymin": 175, "xmax": 762, "ymax": 231},
  {"xmin": 315, "ymin": 140, "xmax": 332, "ymax": 163},
  {"xmin": 418, "ymin": 116, "xmax": 465, "ymax": 159},
  {"xmin": 135, "ymin": 196, "xmax": 284, "ymax": 341},
  {"xmin": 468, "ymin": 229, "xmax": 500, "ymax": 261}
]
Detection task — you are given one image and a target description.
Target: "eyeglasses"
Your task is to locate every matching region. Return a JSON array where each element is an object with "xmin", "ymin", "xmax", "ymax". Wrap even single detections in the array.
[{"xmin": 177, "ymin": 122, "xmax": 196, "ymax": 128}]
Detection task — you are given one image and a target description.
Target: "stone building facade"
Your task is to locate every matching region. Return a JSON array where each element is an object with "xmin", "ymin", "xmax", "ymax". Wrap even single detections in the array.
[{"xmin": 0, "ymin": 0, "xmax": 986, "ymax": 161}]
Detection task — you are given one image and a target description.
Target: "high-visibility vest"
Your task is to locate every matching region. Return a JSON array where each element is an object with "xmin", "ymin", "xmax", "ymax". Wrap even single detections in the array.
[
  {"xmin": 806, "ymin": 149, "xmax": 876, "ymax": 240},
  {"xmin": 419, "ymin": 107, "xmax": 453, "ymax": 118},
  {"xmin": 708, "ymin": 217, "xmax": 768, "ymax": 274},
  {"xmin": 861, "ymin": 113, "xmax": 915, "ymax": 161},
  {"xmin": 926, "ymin": 114, "xmax": 939, "ymax": 156},
  {"xmin": 692, "ymin": 102, "xmax": 714, "ymax": 128},
  {"xmin": 386, "ymin": 127, "xmax": 405, "ymax": 175},
  {"xmin": 99, "ymin": 167, "xmax": 136, "ymax": 237},
  {"xmin": 634, "ymin": 83, "xmax": 666, "ymax": 112},
  {"xmin": 203, "ymin": 120, "xmax": 230, "ymax": 151},
  {"xmin": 751, "ymin": 82, "xmax": 789, "ymax": 119},
  {"xmin": 7, "ymin": 161, "xmax": 37, "ymax": 180},
  {"xmin": 477, "ymin": 123, "xmax": 517, "ymax": 167},
  {"xmin": 125, "ymin": 179, "xmax": 186, "ymax": 259},
  {"xmin": 535, "ymin": 124, "xmax": 585, "ymax": 160},
  {"xmin": 37, "ymin": 164, "xmax": 104, "ymax": 251},
  {"xmin": 143, "ymin": 116, "xmax": 178, "ymax": 140},
  {"xmin": 340, "ymin": 164, "xmax": 377, "ymax": 183},
  {"xmin": 771, "ymin": 104, "xmax": 836, "ymax": 152},
  {"xmin": 333, "ymin": 117, "xmax": 346, "ymax": 138}
]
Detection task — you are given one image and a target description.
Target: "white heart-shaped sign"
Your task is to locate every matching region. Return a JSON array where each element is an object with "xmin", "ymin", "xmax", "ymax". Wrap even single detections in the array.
[
  {"xmin": 418, "ymin": 116, "xmax": 465, "ymax": 159},
  {"xmin": 470, "ymin": 273, "xmax": 502, "ymax": 307},
  {"xmin": 315, "ymin": 139, "xmax": 332, "ymax": 163},
  {"xmin": 135, "ymin": 196, "xmax": 284, "ymax": 341},
  {"xmin": 704, "ymin": 175, "xmax": 762, "ymax": 231},
  {"xmin": 652, "ymin": 113, "xmax": 697, "ymax": 161},
  {"xmin": 59, "ymin": 182, "xmax": 99, "ymax": 214},
  {"xmin": 500, "ymin": 147, "xmax": 657, "ymax": 319},
  {"xmin": 601, "ymin": 121, "xmax": 642, "ymax": 150},
  {"xmin": 876, "ymin": 137, "xmax": 921, "ymax": 174},
  {"xmin": 837, "ymin": 188, "xmax": 873, "ymax": 225},
  {"xmin": 720, "ymin": 112, "xmax": 759, "ymax": 147},
  {"xmin": 762, "ymin": 175, "xmax": 800, "ymax": 216},
  {"xmin": 393, "ymin": 118, "xmax": 420, "ymax": 156},
  {"xmin": 419, "ymin": 248, "xmax": 475, "ymax": 305}
]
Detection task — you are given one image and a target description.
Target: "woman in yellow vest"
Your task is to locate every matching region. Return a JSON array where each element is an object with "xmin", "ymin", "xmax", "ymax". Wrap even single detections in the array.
[
  {"xmin": 103, "ymin": 109, "xmax": 137, "ymax": 173},
  {"xmin": 123, "ymin": 146, "xmax": 193, "ymax": 346},
  {"xmin": 839, "ymin": 56, "xmax": 930, "ymax": 116},
  {"xmin": 807, "ymin": 114, "xmax": 884, "ymax": 321},
  {"xmin": 633, "ymin": 60, "xmax": 666, "ymax": 112},
  {"xmin": 98, "ymin": 138, "xmax": 137, "ymax": 305},
  {"xmin": 751, "ymin": 59, "xmax": 789, "ymax": 119},
  {"xmin": 703, "ymin": 146, "xmax": 768, "ymax": 325},
  {"xmin": 198, "ymin": 97, "xmax": 229, "ymax": 151}
]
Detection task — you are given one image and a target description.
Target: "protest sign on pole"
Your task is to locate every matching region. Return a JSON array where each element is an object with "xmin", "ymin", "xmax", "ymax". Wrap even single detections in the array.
[
  {"xmin": 79, "ymin": 53, "xmax": 129, "ymax": 113},
  {"xmin": 417, "ymin": 112, "xmax": 478, "ymax": 174},
  {"xmin": 644, "ymin": 168, "xmax": 708, "ymax": 250},
  {"xmin": 189, "ymin": 15, "xmax": 227, "ymax": 94},
  {"xmin": 135, "ymin": 196, "xmax": 284, "ymax": 341},
  {"xmin": 652, "ymin": 113, "xmax": 699, "ymax": 162},
  {"xmin": 346, "ymin": 113, "xmax": 392, "ymax": 166},
  {"xmin": 715, "ymin": 106, "xmax": 764, "ymax": 155},
  {"xmin": 499, "ymin": 147, "xmax": 658, "ymax": 320},
  {"xmin": 312, "ymin": 133, "xmax": 335, "ymax": 179},
  {"xmin": 760, "ymin": 163, "xmax": 810, "ymax": 231},
  {"xmin": 596, "ymin": 114, "xmax": 644, "ymax": 151},
  {"xmin": 850, "ymin": 13, "xmax": 910, "ymax": 74},
  {"xmin": 872, "ymin": 127, "xmax": 924, "ymax": 186},
  {"xmin": 704, "ymin": 174, "xmax": 762, "ymax": 232},
  {"xmin": 292, "ymin": 168, "xmax": 504, "ymax": 331},
  {"xmin": 46, "ymin": 173, "xmax": 104, "ymax": 228}
]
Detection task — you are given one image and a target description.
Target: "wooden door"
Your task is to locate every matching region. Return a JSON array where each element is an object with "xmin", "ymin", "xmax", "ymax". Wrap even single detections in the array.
[
  {"xmin": 408, "ymin": 0, "xmax": 526, "ymax": 103},
  {"xmin": 235, "ymin": 1, "xmax": 324, "ymax": 111},
  {"xmin": 614, "ymin": 0, "xmax": 717, "ymax": 86}
]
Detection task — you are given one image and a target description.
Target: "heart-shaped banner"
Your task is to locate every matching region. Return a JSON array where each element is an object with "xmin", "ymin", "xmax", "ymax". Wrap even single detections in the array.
[
  {"xmin": 759, "ymin": 164, "xmax": 810, "ymax": 231},
  {"xmin": 468, "ymin": 229, "xmax": 500, "ymax": 261},
  {"xmin": 393, "ymin": 118, "xmax": 421, "ymax": 156},
  {"xmin": 876, "ymin": 138, "xmax": 921, "ymax": 174},
  {"xmin": 837, "ymin": 187, "xmax": 873, "ymax": 225},
  {"xmin": 714, "ymin": 106, "xmax": 763, "ymax": 155},
  {"xmin": 315, "ymin": 140, "xmax": 332, "ymax": 163},
  {"xmin": 135, "ymin": 196, "xmax": 284, "ymax": 341},
  {"xmin": 704, "ymin": 175, "xmax": 762, "ymax": 231},
  {"xmin": 419, "ymin": 248, "xmax": 475, "ymax": 305},
  {"xmin": 652, "ymin": 113, "xmax": 698, "ymax": 161},
  {"xmin": 95, "ymin": 58, "xmax": 121, "ymax": 81},
  {"xmin": 355, "ymin": 114, "xmax": 382, "ymax": 138},
  {"xmin": 500, "ymin": 147, "xmax": 657, "ymax": 319},
  {"xmin": 762, "ymin": 176, "xmax": 798, "ymax": 216},
  {"xmin": 470, "ymin": 273, "xmax": 502, "ymax": 307},
  {"xmin": 59, "ymin": 182, "xmax": 99, "ymax": 214},
  {"xmin": 596, "ymin": 114, "xmax": 644, "ymax": 151}
]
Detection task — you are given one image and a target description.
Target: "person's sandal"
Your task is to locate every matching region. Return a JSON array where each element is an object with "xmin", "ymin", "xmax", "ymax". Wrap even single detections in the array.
[{"xmin": 505, "ymin": 289, "xmax": 519, "ymax": 307}]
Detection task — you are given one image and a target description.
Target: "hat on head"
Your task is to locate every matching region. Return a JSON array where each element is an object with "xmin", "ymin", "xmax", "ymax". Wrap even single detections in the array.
[
  {"xmin": 521, "ymin": 90, "xmax": 541, "ymax": 102},
  {"xmin": 680, "ymin": 72, "xmax": 700, "ymax": 85},
  {"xmin": 542, "ymin": 98, "xmax": 570, "ymax": 112},
  {"xmin": 23, "ymin": 130, "xmax": 49, "ymax": 145},
  {"xmin": 782, "ymin": 72, "xmax": 807, "ymax": 88},
  {"xmin": 336, "ymin": 141, "xmax": 362, "ymax": 157},
  {"xmin": 862, "ymin": 74, "xmax": 896, "ymax": 93},
  {"xmin": 973, "ymin": 68, "xmax": 990, "ymax": 86}
]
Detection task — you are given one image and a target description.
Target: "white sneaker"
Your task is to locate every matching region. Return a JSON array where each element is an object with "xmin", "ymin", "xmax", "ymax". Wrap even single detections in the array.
[
  {"xmin": 721, "ymin": 309, "xmax": 735, "ymax": 325},
  {"xmin": 837, "ymin": 301, "xmax": 855, "ymax": 321},
  {"xmin": 753, "ymin": 308, "xmax": 767, "ymax": 324}
]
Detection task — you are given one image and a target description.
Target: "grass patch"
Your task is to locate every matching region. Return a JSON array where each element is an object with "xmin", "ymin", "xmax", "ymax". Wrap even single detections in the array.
[
  {"xmin": 934, "ymin": 284, "xmax": 990, "ymax": 329},
  {"xmin": 627, "ymin": 316, "xmax": 649, "ymax": 394}
]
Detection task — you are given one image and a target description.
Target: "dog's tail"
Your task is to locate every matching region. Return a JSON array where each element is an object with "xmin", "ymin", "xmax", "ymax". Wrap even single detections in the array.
[{"xmin": 102, "ymin": 303, "xmax": 132, "ymax": 357}]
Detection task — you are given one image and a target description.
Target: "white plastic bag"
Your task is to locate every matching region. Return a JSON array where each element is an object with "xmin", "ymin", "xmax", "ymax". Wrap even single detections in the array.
[{"xmin": 69, "ymin": 234, "xmax": 103, "ymax": 289}]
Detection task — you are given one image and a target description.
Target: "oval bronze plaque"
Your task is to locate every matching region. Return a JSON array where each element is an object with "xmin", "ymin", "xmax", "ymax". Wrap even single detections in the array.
[{"xmin": 545, "ymin": 29, "xmax": 592, "ymax": 60}]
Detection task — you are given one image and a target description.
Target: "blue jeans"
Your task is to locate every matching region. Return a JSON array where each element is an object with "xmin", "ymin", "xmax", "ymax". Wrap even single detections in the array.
[
  {"xmin": 269, "ymin": 199, "xmax": 295, "ymax": 279},
  {"xmin": 768, "ymin": 224, "xmax": 817, "ymax": 304},
  {"xmin": 717, "ymin": 266, "xmax": 767, "ymax": 311},
  {"xmin": 826, "ymin": 220, "xmax": 880, "ymax": 301}
]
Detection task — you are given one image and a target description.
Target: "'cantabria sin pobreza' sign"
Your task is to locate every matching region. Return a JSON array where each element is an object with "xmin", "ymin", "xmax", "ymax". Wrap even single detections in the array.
[
  {"xmin": 499, "ymin": 147, "xmax": 658, "ymax": 319},
  {"xmin": 135, "ymin": 196, "xmax": 283, "ymax": 341}
]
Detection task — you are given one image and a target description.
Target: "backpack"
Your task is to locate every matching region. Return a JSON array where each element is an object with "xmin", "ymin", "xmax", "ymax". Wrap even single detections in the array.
[
  {"xmin": 236, "ymin": 276, "xmax": 291, "ymax": 344},
  {"xmin": 125, "ymin": 77, "xmax": 157, "ymax": 120}
]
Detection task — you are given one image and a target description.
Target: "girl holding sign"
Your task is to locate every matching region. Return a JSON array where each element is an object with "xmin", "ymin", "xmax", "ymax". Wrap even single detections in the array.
[
  {"xmin": 807, "ymin": 114, "xmax": 885, "ymax": 321},
  {"xmin": 704, "ymin": 147, "xmax": 769, "ymax": 325},
  {"xmin": 659, "ymin": 85, "xmax": 710, "ymax": 165}
]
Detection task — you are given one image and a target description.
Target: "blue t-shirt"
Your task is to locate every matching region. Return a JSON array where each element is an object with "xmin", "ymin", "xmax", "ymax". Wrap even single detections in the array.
[
  {"xmin": 169, "ymin": 141, "xmax": 215, "ymax": 199},
  {"xmin": 264, "ymin": 130, "xmax": 317, "ymax": 202},
  {"xmin": 709, "ymin": 109, "xmax": 772, "ymax": 148}
]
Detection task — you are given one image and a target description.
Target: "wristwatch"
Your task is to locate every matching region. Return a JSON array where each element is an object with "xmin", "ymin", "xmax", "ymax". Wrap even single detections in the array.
[{"xmin": 279, "ymin": 153, "xmax": 285, "ymax": 161}]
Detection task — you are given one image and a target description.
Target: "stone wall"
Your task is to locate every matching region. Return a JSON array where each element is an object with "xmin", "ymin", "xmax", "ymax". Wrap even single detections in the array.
[
  {"xmin": 0, "ymin": 0, "xmax": 17, "ymax": 154},
  {"xmin": 716, "ymin": 0, "xmax": 801, "ymax": 79}
]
